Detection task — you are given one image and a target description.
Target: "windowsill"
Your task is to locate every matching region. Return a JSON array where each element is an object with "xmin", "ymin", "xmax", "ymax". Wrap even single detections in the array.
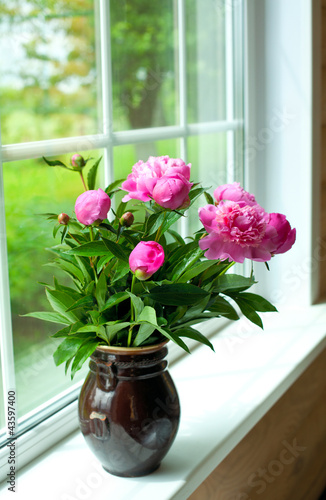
[{"xmin": 1, "ymin": 304, "xmax": 326, "ymax": 500}]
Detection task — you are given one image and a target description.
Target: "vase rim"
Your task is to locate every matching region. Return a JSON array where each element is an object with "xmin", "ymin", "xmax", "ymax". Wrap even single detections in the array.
[{"xmin": 95, "ymin": 340, "xmax": 168, "ymax": 356}]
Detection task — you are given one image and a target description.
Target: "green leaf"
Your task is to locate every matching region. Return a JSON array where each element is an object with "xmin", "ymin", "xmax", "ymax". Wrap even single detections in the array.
[
  {"xmin": 87, "ymin": 156, "xmax": 102, "ymax": 190},
  {"xmin": 127, "ymin": 292, "xmax": 144, "ymax": 318},
  {"xmin": 170, "ymin": 246, "xmax": 204, "ymax": 281},
  {"xmin": 95, "ymin": 272, "xmax": 107, "ymax": 309},
  {"xmin": 53, "ymin": 337, "xmax": 86, "ymax": 366},
  {"xmin": 167, "ymin": 229, "xmax": 185, "ymax": 245},
  {"xmin": 53, "ymin": 223, "xmax": 61, "ymax": 239},
  {"xmin": 156, "ymin": 326, "xmax": 190, "ymax": 353},
  {"xmin": 177, "ymin": 260, "xmax": 220, "ymax": 283},
  {"xmin": 213, "ymin": 274, "xmax": 256, "ymax": 293},
  {"xmin": 116, "ymin": 200, "xmax": 128, "ymax": 218},
  {"xmin": 234, "ymin": 293, "xmax": 277, "ymax": 313},
  {"xmin": 51, "ymin": 321, "xmax": 85, "ymax": 338},
  {"xmin": 148, "ymin": 283, "xmax": 209, "ymax": 306},
  {"xmin": 102, "ymin": 238, "xmax": 129, "ymax": 262},
  {"xmin": 105, "ymin": 178, "xmax": 125, "ymax": 197},
  {"xmin": 204, "ymin": 191, "xmax": 214, "ymax": 205},
  {"xmin": 100, "ymin": 291, "xmax": 130, "ymax": 312},
  {"xmin": 137, "ymin": 306, "xmax": 157, "ymax": 325},
  {"xmin": 175, "ymin": 327, "xmax": 214, "ymax": 351},
  {"xmin": 110, "ymin": 260, "xmax": 130, "ymax": 283},
  {"xmin": 42, "ymin": 157, "xmax": 70, "ymax": 169},
  {"xmin": 132, "ymin": 323, "xmax": 156, "ymax": 347},
  {"xmin": 188, "ymin": 186, "xmax": 206, "ymax": 203},
  {"xmin": 46, "ymin": 261, "xmax": 85, "ymax": 283},
  {"xmin": 208, "ymin": 295, "xmax": 239, "ymax": 320},
  {"xmin": 231, "ymin": 297, "xmax": 263, "ymax": 328},
  {"xmin": 23, "ymin": 311, "xmax": 70, "ymax": 325},
  {"xmin": 105, "ymin": 321, "xmax": 131, "ymax": 342},
  {"xmin": 74, "ymin": 255, "xmax": 92, "ymax": 283},
  {"xmin": 45, "ymin": 289, "xmax": 80, "ymax": 322},
  {"xmin": 66, "ymin": 295, "xmax": 94, "ymax": 312},
  {"xmin": 67, "ymin": 241, "xmax": 110, "ymax": 257},
  {"xmin": 70, "ymin": 340, "xmax": 100, "ymax": 379}
]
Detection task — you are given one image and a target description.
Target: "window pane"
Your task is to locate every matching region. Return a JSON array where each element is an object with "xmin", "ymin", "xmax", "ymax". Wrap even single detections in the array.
[
  {"xmin": 3, "ymin": 150, "xmax": 103, "ymax": 417},
  {"xmin": 186, "ymin": 0, "xmax": 226, "ymax": 123},
  {"xmin": 187, "ymin": 133, "xmax": 227, "ymax": 234},
  {"xmin": 0, "ymin": 0, "xmax": 101, "ymax": 145},
  {"xmin": 111, "ymin": 0, "xmax": 178, "ymax": 131}
]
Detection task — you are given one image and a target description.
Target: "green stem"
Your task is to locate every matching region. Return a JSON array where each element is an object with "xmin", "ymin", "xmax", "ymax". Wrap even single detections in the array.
[
  {"xmin": 155, "ymin": 211, "xmax": 166, "ymax": 242},
  {"xmin": 79, "ymin": 171, "xmax": 87, "ymax": 191},
  {"xmin": 88, "ymin": 227, "xmax": 97, "ymax": 282},
  {"xmin": 127, "ymin": 274, "xmax": 137, "ymax": 347}
]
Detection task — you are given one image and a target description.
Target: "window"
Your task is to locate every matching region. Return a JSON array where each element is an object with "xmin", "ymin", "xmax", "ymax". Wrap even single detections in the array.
[{"xmin": 0, "ymin": 0, "xmax": 244, "ymax": 463}]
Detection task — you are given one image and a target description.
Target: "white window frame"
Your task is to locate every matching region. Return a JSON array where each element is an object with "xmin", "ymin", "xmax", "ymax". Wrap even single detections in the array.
[{"xmin": 0, "ymin": 0, "xmax": 245, "ymax": 480}]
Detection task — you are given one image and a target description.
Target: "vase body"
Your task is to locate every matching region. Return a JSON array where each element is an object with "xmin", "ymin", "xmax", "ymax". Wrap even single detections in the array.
[{"xmin": 78, "ymin": 343, "xmax": 180, "ymax": 477}]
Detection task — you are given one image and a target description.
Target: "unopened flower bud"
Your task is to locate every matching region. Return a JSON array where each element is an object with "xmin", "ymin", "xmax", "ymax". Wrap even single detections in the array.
[
  {"xmin": 119, "ymin": 212, "xmax": 134, "ymax": 227},
  {"xmin": 71, "ymin": 154, "xmax": 86, "ymax": 170},
  {"xmin": 58, "ymin": 213, "xmax": 70, "ymax": 225}
]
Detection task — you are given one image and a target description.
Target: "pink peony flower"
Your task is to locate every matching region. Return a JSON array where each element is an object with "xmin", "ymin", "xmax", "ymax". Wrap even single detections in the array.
[
  {"xmin": 198, "ymin": 202, "xmax": 278, "ymax": 263},
  {"xmin": 214, "ymin": 182, "xmax": 257, "ymax": 207},
  {"xmin": 152, "ymin": 174, "xmax": 193, "ymax": 210},
  {"xmin": 129, "ymin": 241, "xmax": 165, "ymax": 280},
  {"xmin": 268, "ymin": 213, "xmax": 296, "ymax": 255},
  {"xmin": 147, "ymin": 155, "xmax": 191, "ymax": 181},
  {"xmin": 75, "ymin": 188, "xmax": 111, "ymax": 226},
  {"xmin": 121, "ymin": 160, "xmax": 162, "ymax": 202},
  {"xmin": 121, "ymin": 156, "xmax": 192, "ymax": 206}
]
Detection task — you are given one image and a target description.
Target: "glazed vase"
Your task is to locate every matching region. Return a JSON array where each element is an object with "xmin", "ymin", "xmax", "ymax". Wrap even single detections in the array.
[{"xmin": 78, "ymin": 342, "xmax": 180, "ymax": 477}]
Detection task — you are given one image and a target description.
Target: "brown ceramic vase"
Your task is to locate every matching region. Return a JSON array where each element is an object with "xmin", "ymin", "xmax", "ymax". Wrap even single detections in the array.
[{"xmin": 78, "ymin": 342, "xmax": 180, "ymax": 477}]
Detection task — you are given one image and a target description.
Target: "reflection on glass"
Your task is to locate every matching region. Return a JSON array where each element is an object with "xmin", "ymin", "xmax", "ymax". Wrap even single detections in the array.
[
  {"xmin": 186, "ymin": 0, "xmax": 226, "ymax": 123},
  {"xmin": 3, "ymin": 150, "xmax": 103, "ymax": 417},
  {"xmin": 110, "ymin": 0, "xmax": 178, "ymax": 131},
  {"xmin": 0, "ymin": 1, "xmax": 100, "ymax": 144},
  {"xmin": 187, "ymin": 133, "xmax": 227, "ymax": 233}
]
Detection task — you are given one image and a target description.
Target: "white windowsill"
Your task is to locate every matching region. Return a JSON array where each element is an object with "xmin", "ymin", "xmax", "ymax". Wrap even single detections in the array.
[{"xmin": 1, "ymin": 303, "xmax": 326, "ymax": 500}]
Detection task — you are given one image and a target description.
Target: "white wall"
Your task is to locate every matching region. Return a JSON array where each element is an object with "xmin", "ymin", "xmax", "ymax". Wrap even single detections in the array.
[{"xmin": 245, "ymin": 0, "xmax": 316, "ymax": 307}]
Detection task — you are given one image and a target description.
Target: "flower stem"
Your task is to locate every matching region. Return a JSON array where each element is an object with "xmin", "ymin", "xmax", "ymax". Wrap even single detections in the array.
[
  {"xmin": 127, "ymin": 274, "xmax": 137, "ymax": 347},
  {"xmin": 79, "ymin": 171, "xmax": 87, "ymax": 191},
  {"xmin": 155, "ymin": 211, "xmax": 166, "ymax": 242}
]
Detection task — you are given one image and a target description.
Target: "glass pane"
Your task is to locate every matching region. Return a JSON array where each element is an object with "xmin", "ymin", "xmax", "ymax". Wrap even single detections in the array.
[
  {"xmin": 0, "ymin": 1, "xmax": 100, "ymax": 145},
  {"xmin": 111, "ymin": 0, "xmax": 178, "ymax": 131},
  {"xmin": 186, "ymin": 0, "xmax": 226, "ymax": 123},
  {"xmin": 187, "ymin": 133, "xmax": 227, "ymax": 234},
  {"xmin": 3, "ymin": 149, "xmax": 103, "ymax": 418}
]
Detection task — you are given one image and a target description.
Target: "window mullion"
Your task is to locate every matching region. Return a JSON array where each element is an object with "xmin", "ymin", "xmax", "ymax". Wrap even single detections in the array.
[
  {"xmin": 177, "ymin": 0, "xmax": 188, "ymax": 238},
  {"xmin": 0, "ymin": 126, "xmax": 16, "ymax": 439},
  {"xmin": 99, "ymin": 0, "xmax": 114, "ymax": 188},
  {"xmin": 225, "ymin": 0, "xmax": 236, "ymax": 183}
]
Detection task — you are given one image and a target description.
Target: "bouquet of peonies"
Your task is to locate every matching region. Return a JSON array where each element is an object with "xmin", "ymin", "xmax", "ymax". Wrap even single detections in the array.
[{"xmin": 26, "ymin": 154, "xmax": 296, "ymax": 378}]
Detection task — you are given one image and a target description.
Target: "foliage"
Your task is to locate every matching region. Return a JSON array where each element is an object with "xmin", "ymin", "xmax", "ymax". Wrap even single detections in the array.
[{"xmin": 25, "ymin": 156, "xmax": 278, "ymax": 379}]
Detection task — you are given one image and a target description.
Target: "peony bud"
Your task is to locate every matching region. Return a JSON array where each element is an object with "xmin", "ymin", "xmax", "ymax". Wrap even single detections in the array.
[
  {"xmin": 58, "ymin": 213, "xmax": 70, "ymax": 225},
  {"xmin": 119, "ymin": 212, "xmax": 134, "ymax": 227},
  {"xmin": 129, "ymin": 241, "xmax": 164, "ymax": 280},
  {"xmin": 152, "ymin": 174, "xmax": 193, "ymax": 210},
  {"xmin": 75, "ymin": 188, "xmax": 111, "ymax": 226},
  {"xmin": 71, "ymin": 154, "xmax": 86, "ymax": 170}
]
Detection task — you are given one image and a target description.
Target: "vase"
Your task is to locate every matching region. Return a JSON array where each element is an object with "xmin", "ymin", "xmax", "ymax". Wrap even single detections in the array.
[{"xmin": 78, "ymin": 342, "xmax": 180, "ymax": 477}]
